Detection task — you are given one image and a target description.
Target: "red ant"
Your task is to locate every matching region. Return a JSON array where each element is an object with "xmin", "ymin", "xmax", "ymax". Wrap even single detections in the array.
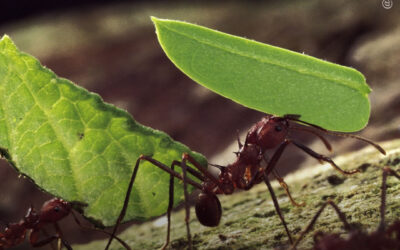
[
  {"xmin": 291, "ymin": 167, "xmax": 400, "ymax": 250},
  {"xmin": 0, "ymin": 197, "xmax": 130, "ymax": 250},
  {"xmin": 105, "ymin": 114, "xmax": 386, "ymax": 249}
]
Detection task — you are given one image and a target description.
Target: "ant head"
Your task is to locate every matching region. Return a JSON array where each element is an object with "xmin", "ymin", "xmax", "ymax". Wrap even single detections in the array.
[
  {"xmin": 39, "ymin": 198, "xmax": 71, "ymax": 223},
  {"xmin": 246, "ymin": 116, "xmax": 289, "ymax": 150},
  {"xmin": 195, "ymin": 192, "xmax": 222, "ymax": 227}
]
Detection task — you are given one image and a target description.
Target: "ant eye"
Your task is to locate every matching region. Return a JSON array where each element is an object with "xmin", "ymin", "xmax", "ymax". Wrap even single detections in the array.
[
  {"xmin": 275, "ymin": 125, "xmax": 282, "ymax": 132},
  {"xmin": 54, "ymin": 206, "xmax": 60, "ymax": 212}
]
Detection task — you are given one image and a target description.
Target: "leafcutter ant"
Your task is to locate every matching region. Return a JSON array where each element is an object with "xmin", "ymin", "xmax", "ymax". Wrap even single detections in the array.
[
  {"xmin": 105, "ymin": 114, "xmax": 386, "ymax": 249},
  {"xmin": 291, "ymin": 166, "xmax": 400, "ymax": 250},
  {"xmin": 0, "ymin": 198, "xmax": 130, "ymax": 250}
]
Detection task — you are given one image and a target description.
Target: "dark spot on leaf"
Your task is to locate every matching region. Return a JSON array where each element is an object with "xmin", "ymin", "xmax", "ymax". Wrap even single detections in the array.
[
  {"xmin": 357, "ymin": 163, "xmax": 371, "ymax": 172},
  {"xmin": 152, "ymin": 192, "xmax": 156, "ymax": 196},
  {"xmin": 77, "ymin": 132, "xmax": 84, "ymax": 140}
]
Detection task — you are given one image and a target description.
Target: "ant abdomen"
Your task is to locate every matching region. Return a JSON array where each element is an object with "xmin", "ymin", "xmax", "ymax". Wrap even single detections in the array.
[{"xmin": 195, "ymin": 192, "xmax": 222, "ymax": 227}]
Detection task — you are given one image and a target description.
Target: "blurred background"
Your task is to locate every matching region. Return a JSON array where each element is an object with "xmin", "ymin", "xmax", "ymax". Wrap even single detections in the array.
[{"xmin": 0, "ymin": 0, "xmax": 399, "ymax": 248}]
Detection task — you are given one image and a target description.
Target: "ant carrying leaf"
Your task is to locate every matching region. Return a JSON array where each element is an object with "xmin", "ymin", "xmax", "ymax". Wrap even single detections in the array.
[
  {"xmin": 105, "ymin": 114, "xmax": 385, "ymax": 249},
  {"xmin": 0, "ymin": 198, "xmax": 130, "ymax": 250},
  {"xmin": 291, "ymin": 166, "xmax": 400, "ymax": 250}
]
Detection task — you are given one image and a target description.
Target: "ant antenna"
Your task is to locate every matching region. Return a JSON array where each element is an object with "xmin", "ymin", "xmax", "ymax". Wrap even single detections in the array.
[
  {"xmin": 290, "ymin": 126, "xmax": 332, "ymax": 152},
  {"xmin": 285, "ymin": 115, "xmax": 386, "ymax": 155}
]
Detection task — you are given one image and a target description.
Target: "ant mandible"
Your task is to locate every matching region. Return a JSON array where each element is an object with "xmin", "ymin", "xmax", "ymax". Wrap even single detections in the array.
[
  {"xmin": 105, "ymin": 114, "xmax": 386, "ymax": 249},
  {"xmin": 0, "ymin": 197, "xmax": 130, "ymax": 250},
  {"xmin": 291, "ymin": 166, "xmax": 400, "ymax": 250}
]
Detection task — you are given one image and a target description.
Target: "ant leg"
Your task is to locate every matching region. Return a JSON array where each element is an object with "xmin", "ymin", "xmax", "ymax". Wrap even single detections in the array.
[
  {"xmin": 162, "ymin": 158, "xmax": 207, "ymax": 250},
  {"xmin": 265, "ymin": 140, "xmax": 291, "ymax": 175},
  {"xmin": 291, "ymin": 200, "xmax": 351, "ymax": 249},
  {"xmin": 181, "ymin": 155, "xmax": 193, "ymax": 250},
  {"xmin": 160, "ymin": 162, "xmax": 175, "ymax": 250},
  {"xmin": 39, "ymin": 228, "xmax": 57, "ymax": 250},
  {"xmin": 182, "ymin": 153, "xmax": 227, "ymax": 192},
  {"xmin": 378, "ymin": 167, "xmax": 400, "ymax": 232},
  {"xmin": 29, "ymin": 226, "xmax": 72, "ymax": 250},
  {"xmin": 291, "ymin": 140, "xmax": 359, "ymax": 175},
  {"xmin": 263, "ymin": 171, "xmax": 294, "ymax": 245},
  {"xmin": 69, "ymin": 211, "xmax": 131, "ymax": 250},
  {"xmin": 105, "ymin": 155, "xmax": 203, "ymax": 250},
  {"xmin": 272, "ymin": 169, "xmax": 305, "ymax": 207}
]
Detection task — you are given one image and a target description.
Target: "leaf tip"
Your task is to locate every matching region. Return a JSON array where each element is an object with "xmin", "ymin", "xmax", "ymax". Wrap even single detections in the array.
[
  {"xmin": 0, "ymin": 34, "xmax": 13, "ymax": 45},
  {"xmin": 150, "ymin": 16, "xmax": 168, "ymax": 26}
]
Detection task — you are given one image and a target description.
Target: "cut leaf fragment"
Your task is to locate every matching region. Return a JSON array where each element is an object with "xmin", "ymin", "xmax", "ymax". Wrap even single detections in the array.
[
  {"xmin": 152, "ymin": 17, "xmax": 371, "ymax": 132},
  {"xmin": 0, "ymin": 35, "xmax": 207, "ymax": 227}
]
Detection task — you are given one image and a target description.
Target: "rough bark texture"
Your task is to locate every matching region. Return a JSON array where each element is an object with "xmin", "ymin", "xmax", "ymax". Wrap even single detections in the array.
[{"xmin": 76, "ymin": 139, "xmax": 400, "ymax": 249}]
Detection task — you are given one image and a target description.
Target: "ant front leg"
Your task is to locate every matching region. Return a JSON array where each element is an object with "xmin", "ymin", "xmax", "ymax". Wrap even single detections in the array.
[{"xmin": 105, "ymin": 154, "xmax": 203, "ymax": 250}]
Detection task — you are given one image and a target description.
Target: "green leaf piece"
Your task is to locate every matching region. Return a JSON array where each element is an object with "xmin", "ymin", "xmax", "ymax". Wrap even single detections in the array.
[
  {"xmin": 152, "ymin": 17, "xmax": 371, "ymax": 132},
  {"xmin": 0, "ymin": 35, "xmax": 207, "ymax": 227}
]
